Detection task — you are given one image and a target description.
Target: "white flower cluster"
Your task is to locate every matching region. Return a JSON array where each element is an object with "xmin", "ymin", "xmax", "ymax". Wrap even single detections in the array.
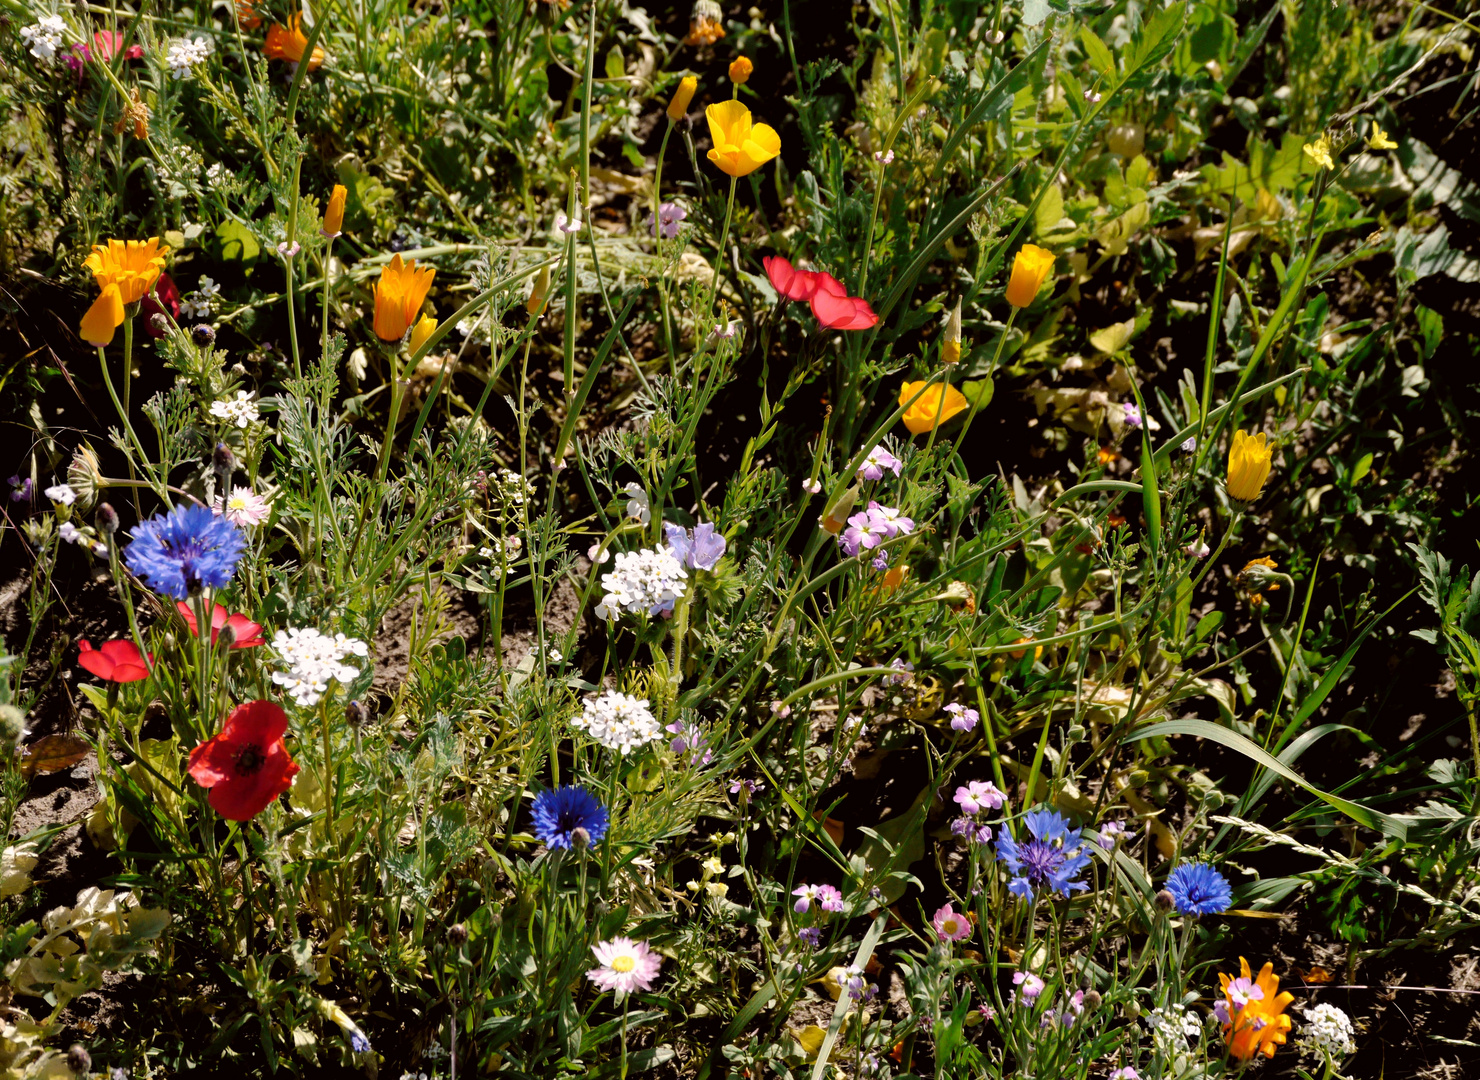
[
  {"xmin": 1146, "ymin": 1004, "xmax": 1201, "ymax": 1056},
  {"xmin": 180, "ymin": 276, "xmax": 221, "ymax": 320},
  {"xmin": 21, "ymin": 17, "xmax": 67, "ymax": 61},
  {"xmin": 210, "ymin": 390, "xmax": 258, "ymax": 428},
  {"xmin": 1298, "ymin": 1004, "xmax": 1355, "ymax": 1059},
  {"xmin": 572, "ymin": 692, "xmax": 660, "ymax": 755},
  {"xmin": 270, "ymin": 627, "xmax": 369, "ymax": 707},
  {"xmin": 593, "ymin": 547, "xmax": 687, "ymax": 621},
  {"xmin": 205, "ymin": 162, "xmax": 230, "ymax": 188},
  {"xmin": 166, "ymin": 35, "xmax": 212, "ymax": 80}
]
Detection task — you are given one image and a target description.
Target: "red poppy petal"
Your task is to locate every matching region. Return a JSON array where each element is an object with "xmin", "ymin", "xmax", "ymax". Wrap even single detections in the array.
[
  {"xmin": 813, "ymin": 272, "xmax": 847, "ymax": 297},
  {"xmin": 175, "ymin": 601, "xmax": 199, "ymax": 634},
  {"xmin": 210, "ymin": 604, "xmax": 230, "ymax": 632},
  {"xmin": 219, "ymin": 699, "xmax": 289, "ymax": 746},
  {"xmin": 225, "ymin": 614, "xmax": 266, "ymax": 649},
  {"xmin": 187, "ymin": 735, "xmax": 238, "ymax": 788},
  {"xmin": 110, "ymin": 663, "xmax": 152, "ymax": 683},
  {"xmin": 77, "ymin": 649, "xmax": 115, "ymax": 680},
  {"xmin": 208, "ymin": 742, "xmax": 299, "ymax": 821},
  {"xmin": 811, "ymin": 285, "xmax": 860, "ymax": 328}
]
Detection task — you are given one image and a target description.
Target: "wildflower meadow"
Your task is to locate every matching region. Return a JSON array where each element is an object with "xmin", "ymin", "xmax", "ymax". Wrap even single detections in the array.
[{"xmin": 4, "ymin": 1, "xmax": 1480, "ymax": 1078}]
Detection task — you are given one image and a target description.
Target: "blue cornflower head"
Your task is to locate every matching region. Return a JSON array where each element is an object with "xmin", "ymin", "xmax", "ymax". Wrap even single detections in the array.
[
  {"xmin": 995, "ymin": 808, "xmax": 1091, "ymax": 900},
  {"xmin": 531, "ymin": 785, "xmax": 610, "ymax": 850},
  {"xmin": 1164, "ymin": 862, "xmax": 1232, "ymax": 916},
  {"xmin": 125, "ymin": 504, "xmax": 245, "ymax": 599}
]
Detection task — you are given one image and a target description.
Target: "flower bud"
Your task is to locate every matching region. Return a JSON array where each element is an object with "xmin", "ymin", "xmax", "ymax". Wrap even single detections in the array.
[
  {"xmin": 345, "ymin": 699, "xmax": 366, "ymax": 728},
  {"xmin": 67, "ymin": 1045, "xmax": 91, "ymax": 1074},
  {"xmin": 667, "ymin": 75, "xmax": 698, "ymax": 122},
  {"xmin": 729, "ymin": 56, "xmax": 753, "ymax": 85},
  {"xmin": 216, "ymin": 622, "xmax": 236, "ymax": 650},
  {"xmin": 0, "ymin": 703, "xmax": 26, "ymax": 755},
  {"xmin": 571, "ymin": 827, "xmax": 591, "ymax": 851},
  {"xmin": 192, "ymin": 324, "xmax": 216, "ymax": 347},
  {"xmin": 1155, "ymin": 889, "xmax": 1176, "ymax": 913},
  {"xmin": 447, "ymin": 922, "xmax": 468, "ymax": 947},
  {"xmin": 149, "ymin": 313, "xmax": 170, "ymax": 336},
  {"xmin": 527, "ymin": 265, "xmax": 551, "ymax": 317},
  {"xmin": 213, "ymin": 442, "xmax": 236, "ymax": 476},
  {"xmin": 322, "ymin": 183, "xmax": 347, "ymax": 238},
  {"xmin": 66, "ymin": 443, "xmax": 104, "ymax": 513},
  {"xmin": 1083, "ymin": 989, "xmax": 1102, "ymax": 1009},
  {"xmin": 96, "ymin": 502, "xmax": 119, "ymax": 536},
  {"xmin": 942, "ymin": 297, "xmax": 962, "ymax": 365}
]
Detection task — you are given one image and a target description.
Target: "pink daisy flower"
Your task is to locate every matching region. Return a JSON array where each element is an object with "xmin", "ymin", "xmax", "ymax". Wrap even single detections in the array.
[
  {"xmin": 586, "ymin": 937, "xmax": 661, "ymax": 997},
  {"xmin": 932, "ymin": 903, "xmax": 971, "ymax": 943},
  {"xmin": 215, "ymin": 486, "xmax": 271, "ymax": 527}
]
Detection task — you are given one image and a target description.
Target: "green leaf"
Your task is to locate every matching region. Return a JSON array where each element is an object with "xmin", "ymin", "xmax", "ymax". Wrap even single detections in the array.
[
  {"xmin": 1125, "ymin": 1, "xmax": 1187, "ymax": 81},
  {"xmin": 1079, "ymin": 26, "xmax": 1115, "ymax": 77},
  {"xmin": 215, "ymin": 220, "xmax": 260, "ymax": 263},
  {"xmin": 1129, "ymin": 718, "xmax": 1406, "ymax": 838},
  {"xmin": 604, "ymin": 45, "xmax": 625, "ymax": 80},
  {"xmin": 1035, "ymin": 182, "xmax": 1065, "ymax": 238}
]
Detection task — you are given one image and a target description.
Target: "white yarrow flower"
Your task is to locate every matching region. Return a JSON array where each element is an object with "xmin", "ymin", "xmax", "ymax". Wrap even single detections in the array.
[
  {"xmin": 572, "ymin": 692, "xmax": 660, "ymax": 755},
  {"xmin": 20, "ymin": 17, "xmax": 67, "ymax": 61},
  {"xmin": 1298, "ymin": 1003, "xmax": 1356, "ymax": 1059},
  {"xmin": 270, "ymin": 627, "xmax": 369, "ymax": 708},
  {"xmin": 166, "ymin": 35, "xmax": 213, "ymax": 80},
  {"xmin": 210, "ymin": 391, "xmax": 259, "ymax": 428},
  {"xmin": 593, "ymin": 548, "xmax": 686, "ymax": 621}
]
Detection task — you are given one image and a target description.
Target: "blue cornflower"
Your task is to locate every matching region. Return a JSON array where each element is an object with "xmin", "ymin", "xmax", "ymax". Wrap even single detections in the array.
[
  {"xmin": 995, "ymin": 808, "xmax": 1091, "ymax": 900},
  {"xmin": 125, "ymin": 504, "xmax": 245, "ymax": 599},
  {"xmin": 531, "ymin": 785, "xmax": 610, "ymax": 850},
  {"xmin": 349, "ymin": 1031, "xmax": 371, "ymax": 1054},
  {"xmin": 1164, "ymin": 862, "xmax": 1232, "ymax": 916}
]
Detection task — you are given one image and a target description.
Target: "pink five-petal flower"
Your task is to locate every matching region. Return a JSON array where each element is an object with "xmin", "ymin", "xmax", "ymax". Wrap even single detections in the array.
[
  {"xmin": 932, "ymin": 903, "xmax": 972, "ymax": 942},
  {"xmin": 763, "ymin": 255, "xmax": 821, "ymax": 302},
  {"xmin": 810, "ymin": 273, "xmax": 879, "ymax": 330}
]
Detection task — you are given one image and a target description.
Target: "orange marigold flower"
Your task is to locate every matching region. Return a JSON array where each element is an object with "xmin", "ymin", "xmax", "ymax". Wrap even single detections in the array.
[
  {"xmin": 264, "ymin": 17, "xmax": 324, "ymax": 72},
  {"xmin": 79, "ymin": 238, "xmax": 170, "ymax": 347},
  {"xmin": 1217, "ymin": 957, "xmax": 1295, "ymax": 1060},
  {"xmin": 373, "ymin": 254, "xmax": 436, "ymax": 342}
]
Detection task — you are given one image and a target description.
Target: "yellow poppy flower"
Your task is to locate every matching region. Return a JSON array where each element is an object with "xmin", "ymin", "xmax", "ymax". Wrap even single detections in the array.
[
  {"xmin": 666, "ymin": 75, "xmax": 698, "ymax": 122},
  {"xmin": 1367, "ymin": 123, "xmax": 1397, "ymax": 151},
  {"xmin": 373, "ymin": 254, "xmax": 436, "ymax": 342},
  {"xmin": 899, "ymin": 380, "xmax": 969, "ymax": 435},
  {"xmin": 79, "ymin": 238, "xmax": 170, "ymax": 347},
  {"xmin": 705, "ymin": 100, "xmax": 781, "ymax": 178},
  {"xmin": 1303, "ymin": 134, "xmax": 1334, "ymax": 171},
  {"xmin": 1005, "ymin": 244, "xmax": 1055, "ymax": 308},
  {"xmin": 264, "ymin": 17, "xmax": 324, "ymax": 72},
  {"xmin": 322, "ymin": 184, "xmax": 347, "ymax": 238},
  {"xmin": 408, "ymin": 314, "xmax": 438, "ymax": 355},
  {"xmin": 1218, "ymin": 958, "xmax": 1295, "ymax": 1060},
  {"xmin": 729, "ymin": 56, "xmax": 753, "ymax": 85},
  {"xmin": 1225, "ymin": 429, "xmax": 1273, "ymax": 503}
]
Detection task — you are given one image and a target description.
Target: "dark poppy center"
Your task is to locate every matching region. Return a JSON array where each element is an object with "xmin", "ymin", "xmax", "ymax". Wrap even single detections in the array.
[{"xmin": 234, "ymin": 743, "xmax": 265, "ymax": 776}]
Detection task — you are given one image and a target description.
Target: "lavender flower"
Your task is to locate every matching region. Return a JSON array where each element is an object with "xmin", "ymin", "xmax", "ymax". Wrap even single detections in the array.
[
  {"xmin": 857, "ymin": 445, "xmax": 903, "ymax": 481},
  {"xmin": 944, "ymin": 702, "xmax": 979, "ymax": 732},
  {"xmin": 649, "ymin": 201, "xmax": 687, "ymax": 239},
  {"xmin": 664, "ymin": 521, "xmax": 727, "ymax": 571}
]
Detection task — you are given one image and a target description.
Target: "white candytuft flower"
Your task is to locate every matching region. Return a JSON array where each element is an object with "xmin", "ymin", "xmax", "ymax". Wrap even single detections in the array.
[
  {"xmin": 1146, "ymin": 1004, "xmax": 1201, "ymax": 1056},
  {"xmin": 166, "ymin": 35, "xmax": 213, "ymax": 79},
  {"xmin": 593, "ymin": 548, "xmax": 686, "ymax": 621},
  {"xmin": 572, "ymin": 691, "xmax": 660, "ymax": 755},
  {"xmin": 270, "ymin": 627, "xmax": 369, "ymax": 707},
  {"xmin": 210, "ymin": 390, "xmax": 259, "ymax": 428},
  {"xmin": 21, "ymin": 17, "xmax": 67, "ymax": 61},
  {"xmin": 1298, "ymin": 1003, "xmax": 1355, "ymax": 1059}
]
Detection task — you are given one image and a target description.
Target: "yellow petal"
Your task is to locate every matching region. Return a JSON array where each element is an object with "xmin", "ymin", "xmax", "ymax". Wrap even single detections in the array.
[
  {"xmin": 408, "ymin": 314, "xmax": 438, "ymax": 355},
  {"xmin": 80, "ymin": 285, "xmax": 125, "ymax": 347}
]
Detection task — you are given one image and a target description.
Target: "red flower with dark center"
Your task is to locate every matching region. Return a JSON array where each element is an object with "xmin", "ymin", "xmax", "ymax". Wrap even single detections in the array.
[
  {"xmin": 187, "ymin": 700, "xmax": 300, "ymax": 821},
  {"xmin": 809, "ymin": 273, "xmax": 879, "ymax": 330},
  {"xmin": 176, "ymin": 601, "xmax": 266, "ymax": 649},
  {"xmin": 763, "ymin": 255, "xmax": 820, "ymax": 302},
  {"xmin": 141, "ymin": 273, "xmax": 181, "ymax": 338},
  {"xmin": 77, "ymin": 639, "xmax": 153, "ymax": 682}
]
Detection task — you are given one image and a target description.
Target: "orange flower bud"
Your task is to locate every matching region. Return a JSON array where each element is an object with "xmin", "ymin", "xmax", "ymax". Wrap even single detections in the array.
[
  {"xmin": 729, "ymin": 56, "xmax": 753, "ymax": 85},
  {"xmin": 1005, "ymin": 244, "xmax": 1055, "ymax": 308},
  {"xmin": 666, "ymin": 75, "xmax": 698, "ymax": 122}
]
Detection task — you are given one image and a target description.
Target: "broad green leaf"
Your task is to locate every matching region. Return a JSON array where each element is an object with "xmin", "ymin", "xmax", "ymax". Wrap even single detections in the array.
[
  {"xmin": 1035, "ymin": 182, "xmax": 1065, "ymax": 238},
  {"xmin": 1079, "ymin": 26, "xmax": 1115, "ymax": 77},
  {"xmin": 1089, "ymin": 319, "xmax": 1135, "ymax": 354}
]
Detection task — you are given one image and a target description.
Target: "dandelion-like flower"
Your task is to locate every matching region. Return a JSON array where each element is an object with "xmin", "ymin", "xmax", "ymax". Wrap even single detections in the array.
[
  {"xmin": 531, "ymin": 786, "xmax": 609, "ymax": 850},
  {"xmin": 125, "ymin": 504, "xmax": 245, "ymax": 599},
  {"xmin": 79, "ymin": 237, "xmax": 170, "ymax": 347},
  {"xmin": 1216, "ymin": 957, "xmax": 1295, "ymax": 1060},
  {"xmin": 269, "ymin": 627, "xmax": 369, "ymax": 707},
  {"xmin": 932, "ymin": 903, "xmax": 971, "ymax": 942},
  {"xmin": 996, "ymin": 808, "xmax": 1091, "ymax": 900},
  {"xmin": 594, "ymin": 548, "xmax": 687, "ymax": 620},
  {"xmin": 1226, "ymin": 429, "xmax": 1273, "ymax": 503},
  {"xmin": 1164, "ymin": 862, "xmax": 1232, "ymax": 915},
  {"xmin": 1298, "ymin": 1003, "xmax": 1356, "ymax": 1059},
  {"xmin": 684, "ymin": 0, "xmax": 725, "ymax": 47},
  {"xmin": 587, "ymin": 937, "xmax": 661, "ymax": 997},
  {"xmin": 572, "ymin": 691, "xmax": 661, "ymax": 755}
]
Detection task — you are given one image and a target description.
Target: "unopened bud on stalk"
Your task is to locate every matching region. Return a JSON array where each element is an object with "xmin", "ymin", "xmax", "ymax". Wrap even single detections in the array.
[
  {"xmin": 447, "ymin": 923, "xmax": 468, "ymax": 947},
  {"xmin": 192, "ymin": 324, "xmax": 216, "ymax": 347},
  {"xmin": 213, "ymin": 442, "xmax": 236, "ymax": 476},
  {"xmin": 66, "ymin": 1045, "xmax": 90, "ymax": 1074},
  {"xmin": 571, "ymin": 827, "xmax": 591, "ymax": 851},
  {"xmin": 216, "ymin": 622, "xmax": 236, "ymax": 650},
  {"xmin": 345, "ymin": 699, "xmax": 366, "ymax": 728},
  {"xmin": 149, "ymin": 313, "xmax": 170, "ymax": 336},
  {"xmin": 942, "ymin": 297, "xmax": 963, "ymax": 365},
  {"xmin": 1083, "ymin": 989, "xmax": 1102, "ymax": 1009},
  {"xmin": 527, "ymin": 265, "xmax": 551, "ymax": 317},
  {"xmin": 667, "ymin": 75, "xmax": 698, "ymax": 122},
  {"xmin": 96, "ymin": 502, "xmax": 119, "ymax": 536},
  {"xmin": 1155, "ymin": 889, "xmax": 1176, "ymax": 913}
]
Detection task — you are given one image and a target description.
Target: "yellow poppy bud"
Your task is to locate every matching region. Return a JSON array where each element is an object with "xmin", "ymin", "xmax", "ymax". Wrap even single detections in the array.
[
  {"xmin": 729, "ymin": 56, "xmax": 753, "ymax": 85},
  {"xmin": 1005, "ymin": 244, "xmax": 1055, "ymax": 308},
  {"xmin": 80, "ymin": 284, "xmax": 125, "ymax": 347},
  {"xmin": 322, "ymin": 184, "xmax": 347, "ymax": 237},
  {"xmin": 942, "ymin": 298, "xmax": 962, "ymax": 364},
  {"xmin": 373, "ymin": 253, "xmax": 436, "ymax": 342},
  {"xmin": 408, "ymin": 314, "xmax": 438, "ymax": 356},
  {"xmin": 819, "ymin": 486, "xmax": 859, "ymax": 535},
  {"xmin": 667, "ymin": 75, "xmax": 698, "ymax": 122},
  {"xmin": 1225, "ymin": 430, "xmax": 1273, "ymax": 503},
  {"xmin": 527, "ymin": 264, "xmax": 551, "ymax": 317},
  {"xmin": 705, "ymin": 100, "xmax": 781, "ymax": 178},
  {"xmin": 899, "ymin": 380, "xmax": 969, "ymax": 436}
]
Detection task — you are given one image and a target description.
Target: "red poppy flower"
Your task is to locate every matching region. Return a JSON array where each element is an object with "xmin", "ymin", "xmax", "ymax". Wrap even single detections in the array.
[
  {"xmin": 763, "ymin": 255, "xmax": 820, "ymax": 302},
  {"xmin": 77, "ymin": 639, "xmax": 153, "ymax": 682},
  {"xmin": 176, "ymin": 601, "xmax": 266, "ymax": 649},
  {"xmin": 810, "ymin": 273, "xmax": 879, "ymax": 330},
  {"xmin": 93, "ymin": 31, "xmax": 144, "ymax": 61},
  {"xmin": 141, "ymin": 273, "xmax": 181, "ymax": 339},
  {"xmin": 187, "ymin": 700, "xmax": 300, "ymax": 821}
]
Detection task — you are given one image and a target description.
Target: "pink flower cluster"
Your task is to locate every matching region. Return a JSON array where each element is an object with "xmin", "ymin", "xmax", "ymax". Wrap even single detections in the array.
[
  {"xmin": 951, "ymin": 780, "xmax": 1005, "ymax": 845},
  {"xmin": 839, "ymin": 501, "xmax": 913, "ymax": 559}
]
